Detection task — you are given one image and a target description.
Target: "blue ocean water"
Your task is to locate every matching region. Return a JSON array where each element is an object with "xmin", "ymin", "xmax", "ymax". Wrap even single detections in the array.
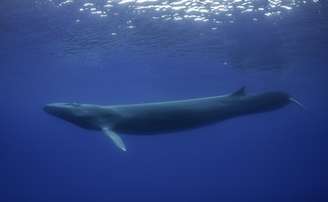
[{"xmin": 1, "ymin": 0, "xmax": 327, "ymax": 201}]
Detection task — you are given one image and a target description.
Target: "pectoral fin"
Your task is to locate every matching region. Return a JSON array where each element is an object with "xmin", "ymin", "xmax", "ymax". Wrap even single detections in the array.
[{"xmin": 102, "ymin": 127, "xmax": 127, "ymax": 152}]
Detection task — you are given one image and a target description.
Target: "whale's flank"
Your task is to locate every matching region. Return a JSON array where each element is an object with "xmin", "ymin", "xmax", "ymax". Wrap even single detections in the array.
[{"xmin": 44, "ymin": 87, "xmax": 295, "ymax": 151}]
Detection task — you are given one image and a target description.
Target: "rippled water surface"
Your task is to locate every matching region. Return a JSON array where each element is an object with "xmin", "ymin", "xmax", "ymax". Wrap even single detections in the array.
[{"xmin": 2, "ymin": 0, "xmax": 327, "ymax": 70}]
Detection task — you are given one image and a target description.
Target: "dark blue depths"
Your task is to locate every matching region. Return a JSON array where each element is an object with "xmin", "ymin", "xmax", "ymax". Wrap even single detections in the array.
[{"xmin": 0, "ymin": 0, "xmax": 327, "ymax": 202}]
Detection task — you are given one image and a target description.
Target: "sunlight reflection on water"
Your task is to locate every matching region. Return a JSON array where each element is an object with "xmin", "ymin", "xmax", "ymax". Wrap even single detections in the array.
[
  {"xmin": 46, "ymin": 0, "xmax": 320, "ymax": 26},
  {"xmin": 29, "ymin": 0, "xmax": 325, "ymax": 71}
]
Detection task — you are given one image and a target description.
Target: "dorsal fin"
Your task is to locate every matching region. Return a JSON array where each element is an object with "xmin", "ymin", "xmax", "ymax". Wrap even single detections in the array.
[{"xmin": 231, "ymin": 86, "xmax": 246, "ymax": 97}]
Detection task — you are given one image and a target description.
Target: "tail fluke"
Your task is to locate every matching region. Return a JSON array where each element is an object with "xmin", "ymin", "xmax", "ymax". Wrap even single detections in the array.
[{"xmin": 289, "ymin": 97, "xmax": 305, "ymax": 110}]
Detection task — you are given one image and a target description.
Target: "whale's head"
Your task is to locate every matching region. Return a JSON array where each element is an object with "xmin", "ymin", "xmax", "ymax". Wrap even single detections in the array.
[
  {"xmin": 43, "ymin": 103, "xmax": 105, "ymax": 130},
  {"xmin": 44, "ymin": 103, "xmax": 84, "ymax": 119}
]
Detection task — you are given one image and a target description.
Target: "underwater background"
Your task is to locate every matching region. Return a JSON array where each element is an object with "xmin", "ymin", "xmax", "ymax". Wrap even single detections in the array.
[{"xmin": 1, "ymin": 0, "xmax": 327, "ymax": 201}]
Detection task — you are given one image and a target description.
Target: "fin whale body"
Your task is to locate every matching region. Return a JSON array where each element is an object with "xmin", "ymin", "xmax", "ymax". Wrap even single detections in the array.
[{"xmin": 44, "ymin": 87, "xmax": 298, "ymax": 151}]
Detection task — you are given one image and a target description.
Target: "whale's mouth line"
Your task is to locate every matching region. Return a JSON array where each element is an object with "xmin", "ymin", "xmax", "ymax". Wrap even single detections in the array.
[
  {"xmin": 43, "ymin": 104, "xmax": 54, "ymax": 113},
  {"xmin": 43, "ymin": 103, "xmax": 68, "ymax": 117}
]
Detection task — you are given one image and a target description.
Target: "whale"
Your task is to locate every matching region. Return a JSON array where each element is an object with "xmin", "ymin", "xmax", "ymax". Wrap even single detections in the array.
[{"xmin": 43, "ymin": 87, "xmax": 303, "ymax": 151}]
